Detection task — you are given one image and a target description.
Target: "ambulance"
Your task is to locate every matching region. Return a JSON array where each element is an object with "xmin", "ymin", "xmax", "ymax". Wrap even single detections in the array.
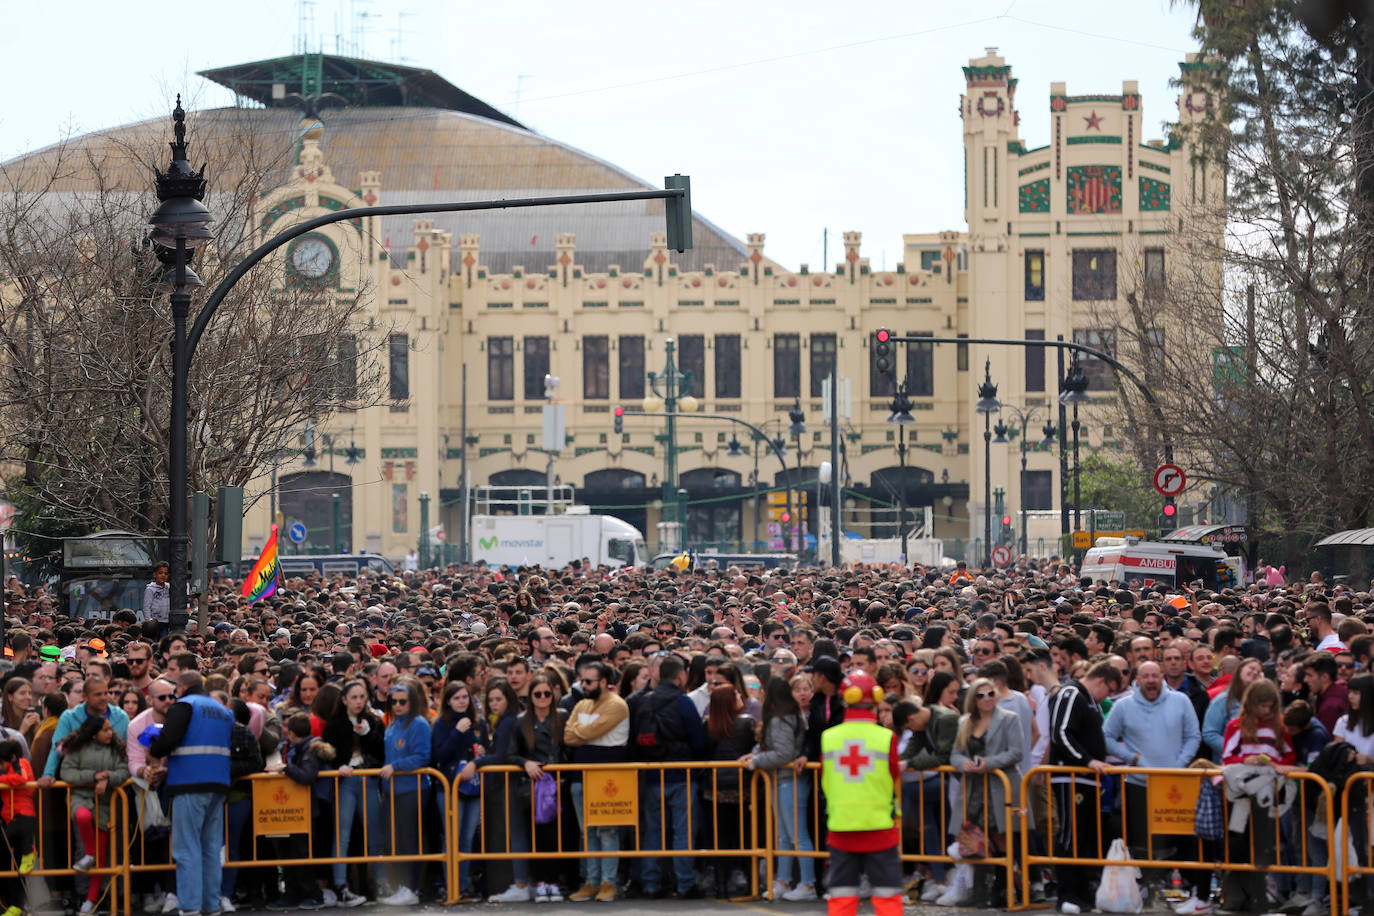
[{"xmin": 1079, "ymin": 536, "xmax": 1242, "ymax": 589}]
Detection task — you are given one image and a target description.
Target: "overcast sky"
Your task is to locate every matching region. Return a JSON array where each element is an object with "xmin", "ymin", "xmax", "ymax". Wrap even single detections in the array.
[{"xmin": 0, "ymin": 0, "xmax": 1198, "ymax": 270}]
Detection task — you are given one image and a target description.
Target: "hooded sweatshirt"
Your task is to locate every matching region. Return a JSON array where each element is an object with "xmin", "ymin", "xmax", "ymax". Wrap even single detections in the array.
[{"xmin": 1102, "ymin": 681, "xmax": 1201, "ymax": 783}]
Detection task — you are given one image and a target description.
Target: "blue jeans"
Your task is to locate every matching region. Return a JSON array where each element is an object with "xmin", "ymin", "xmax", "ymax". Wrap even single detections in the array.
[
  {"xmin": 171, "ymin": 791, "xmax": 224, "ymax": 914},
  {"xmin": 918, "ymin": 775, "xmax": 947, "ymax": 881},
  {"xmin": 333, "ymin": 774, "xmax": 383, "ymax": 887},
  {"xmin": 456, "ymin": 795, "xmax": 480, "ymax": 893},
  {"xmin": 571, "ymin": 781, "xmax": 620, "ymax": 886},
  {"xmin": 641, "ymin": 778, "xmax": 695, "ymax": 894},
  {"xmin": 773, "ymin": 776, "xmax": 815, "ymax": 885},
  {"xmin": 219, "ymin": 796, "xmax": 251, "ymax": 897}
]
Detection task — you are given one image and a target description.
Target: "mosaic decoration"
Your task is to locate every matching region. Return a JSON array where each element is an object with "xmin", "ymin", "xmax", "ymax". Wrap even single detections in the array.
[
  {"xmin": 1018, "ymin": 179, "xmax": 1051, "ymax": 213},
  {"xmin": 1066, "ymin": 165, "xmax": 1122, "ymax": 214},
  {"xmin": 259, "ymin": 195, "xmax": 306, "ymax": 231},
  {"xmin": 1139, "ymin": 177, "xmax": 1171, "ymax": 211}
]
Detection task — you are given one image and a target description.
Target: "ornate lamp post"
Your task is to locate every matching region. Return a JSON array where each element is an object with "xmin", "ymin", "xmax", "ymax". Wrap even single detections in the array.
[
  {"xmin": 1059, "ymin": 361, "xmax": 1091, "ymax": 540},
  {"xmin": 643, "ymin": 338, "xmax": 697, "ymax": 552},
  {"xmin": 886, "ymin": 383, "xmax": 915, "ymax": 559},
  {"xmin": 975, "ymin": 359, "xmax": 1002, "ymax": 568},
  {"xmin": 148, "ymin": 97, "xmax": 215, "ymax": 626},
  {"xmin": 787, "ymin": 402, "xmax": 806, "ymax": 552}
]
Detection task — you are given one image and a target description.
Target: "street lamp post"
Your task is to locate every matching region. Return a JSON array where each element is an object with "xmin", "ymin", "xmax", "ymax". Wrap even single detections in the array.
[
  {"xmin": 150, "ymin": 97, "xmax": 215, "ymax": 625},
  {"xmin": 644, "ymin": 339, "xmax": 697, "ymax": 553},
  {"xmin": 975, "ymin": 359, "xmax": 1002, "ymax": 568},
  {"xmin": 1059, "ymin": 362, "xmax": 1091, "ymax": 545},
  {"xmin": 886, "ymin": 384, "xmax": 915, "ymax": 560},
  {"xmin": 418, "ymin": 491, "xmax": 431, "ymax": 570},
  {"xmin": 788, "ymin": 403, "xmax": 806, "ymax": 553}
]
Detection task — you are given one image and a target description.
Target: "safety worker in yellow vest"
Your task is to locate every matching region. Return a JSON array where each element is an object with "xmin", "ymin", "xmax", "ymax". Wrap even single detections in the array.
[{"xmin": 819, "ymin": 670, "xmax": 902, "ymax": 916}]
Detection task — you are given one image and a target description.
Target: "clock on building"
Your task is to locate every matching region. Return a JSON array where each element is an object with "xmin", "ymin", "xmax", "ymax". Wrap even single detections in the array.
[{"xmin": 289, "ymin": 235, "xmax": 335, "ymax": 280}]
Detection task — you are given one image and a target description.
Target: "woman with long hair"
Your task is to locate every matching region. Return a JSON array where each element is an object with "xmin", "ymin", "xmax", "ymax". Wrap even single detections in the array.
[
  {"xmin": 321, "ymin": 678, "xmax": 385, "ymax": 905},
  {"xmin": 431, "ymin": 682, "xmax": 487, "ymax": 897},
  {"xmin": 1336, "ymin": 674, "xmax": 1374, "ymax": 912},
  {"xmin": 617, "ymin": 662, "xmax": 650, "ymax": 699},
  {"xmin": 284, "ymin": 670, "xmax": 323, "ymax": 718},
  {"xmin": 876, "ymin": 662, "xmax": 912, "ymax": 700},
  {"xmin": 60, "ymin": 716, "xmax": 129, "ymax": 913},
  {"xmin": 0, "ymin": 679, "xmax": 40, "ymax": 746},
  {"xmin": 458, "ymin": 678, "xmax": 522, "ymax": 902},
  {"xmin": 1203, "ymin": 657, "xmax": 1263, "ymax": 760},
  {"xmin": 742, "ymin": 677, "xmax": 815, "ymax": 901},
  {"xmin": 504, "ymin": 672, "xmax": 569, "ymax": 903},
  {"xmin": 711, "ymin": 663, "xmax": 761, "ymax": 719},
  {"xmin": 947, "ymin": 677, "xmax": 1025, "ymax": 907},
  {"xmin": 1217, "ymin": 679, "xmax": 1297, "ymax": 913},
  {"xmin": 923, "ymin": 671, "xmax": 961, "ymax": 711},
  {"xmin": 309, "ymin": 682, "xmax": 341, "ymax": 739},
  {"xmin": 119, "ymin": 689, "xmax": 147, "ymax": 722},
  {"xmin": 704, "ymin": 685, "xmax": 755, "ymax": 897},
  {"xmin": 376, "ymin": 676, "xmax": 431, "ymax": 906}
]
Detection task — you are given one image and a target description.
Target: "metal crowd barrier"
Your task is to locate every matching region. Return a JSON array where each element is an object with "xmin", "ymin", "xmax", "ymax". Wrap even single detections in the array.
[
  {"xmin": 1339, "ymin": 772, "xmax": 1374, "ymax": 916},
  {"xmin": 1019, "ymin": 765, "xmax": 1338, "ymax": 913},
  {"xmin": 455, "ymin": 762, "xmax": 774, "ymax": 900}
]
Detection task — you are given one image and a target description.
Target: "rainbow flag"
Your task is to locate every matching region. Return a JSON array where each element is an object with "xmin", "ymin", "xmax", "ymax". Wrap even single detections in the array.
[{"xmin": 240, "ymin": 524, "xmax": 280, "ymax": 602}]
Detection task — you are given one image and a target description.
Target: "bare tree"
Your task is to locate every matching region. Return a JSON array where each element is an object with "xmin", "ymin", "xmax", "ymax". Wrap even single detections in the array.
[{"xmin": 0, "ymin": 109, "xmax": 385, "ymax": 565}]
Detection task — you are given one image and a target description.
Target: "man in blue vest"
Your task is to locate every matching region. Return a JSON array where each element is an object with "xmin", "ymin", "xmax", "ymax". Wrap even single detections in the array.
[{"xmin": 150, "ymin": 672, "xmax": 233, "ymax": 916}]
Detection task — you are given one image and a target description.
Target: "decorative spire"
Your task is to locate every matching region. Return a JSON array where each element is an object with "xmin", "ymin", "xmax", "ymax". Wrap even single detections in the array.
[{"xmin": 154, "ymin": 95, "xmax": 207, "ymax": 204}]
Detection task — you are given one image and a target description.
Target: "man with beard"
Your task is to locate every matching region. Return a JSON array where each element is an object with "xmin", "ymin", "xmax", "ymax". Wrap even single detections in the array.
[{"xmin": 564, "ymin": 661, "xmax": 630, "ymax": 902}]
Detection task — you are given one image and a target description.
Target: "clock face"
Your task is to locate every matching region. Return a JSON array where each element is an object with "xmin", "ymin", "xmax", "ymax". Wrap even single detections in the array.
[{"xmin": 290, "ymin": 236, "xmax": 334, "ymax": 280}]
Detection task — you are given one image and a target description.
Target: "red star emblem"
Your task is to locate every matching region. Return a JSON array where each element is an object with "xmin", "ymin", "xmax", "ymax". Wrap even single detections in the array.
[{"xmin": 1084, "ymin": 110, "xmax": 1104, "ymax": 131}]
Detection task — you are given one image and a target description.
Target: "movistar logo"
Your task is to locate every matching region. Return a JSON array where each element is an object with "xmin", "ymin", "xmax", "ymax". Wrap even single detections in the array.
[{"xmin": 479, "ymin": 536, "xmax": 498, "ymax": 549}]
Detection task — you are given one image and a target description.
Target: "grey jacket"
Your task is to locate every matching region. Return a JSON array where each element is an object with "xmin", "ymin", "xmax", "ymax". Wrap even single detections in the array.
[
  {"xmin": 751, "ymin": 713, "xmax": 806, "ymax": 780},
  {"xmin": 949, "ymin": 706, "xmax": 1025, "ymax": 832}
]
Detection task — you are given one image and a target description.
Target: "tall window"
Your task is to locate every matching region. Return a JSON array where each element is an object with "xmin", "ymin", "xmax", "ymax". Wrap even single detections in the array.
[
  {"xmin": 678, "ymin": 335, "xmax": 705, "ymax": 398},
  {"xmin": 1025, "ymin": 250, "xmax": 1045, "ymax": 301},
  {"xmin": 1024, "ymin": 470, "xmax": 1054, "ymax": 510},
  {"xmin": 905, "ymin": 332, "xmax": 934, "ymax": 397},
  {"xmin": 1144, "ymin": 248, "xmax": 1166, "ymax": 291},
  {"xmin": 487, "ymin": 336, "xmax": 514, "ymax": 401},
  {"xmin": 618, "ymin": 335, "xmax": 645, "ymax": 400},
  {"xmin": 1072, "ymin": 249, "xmax": 1117, "ymax": 300},
  {"xmin": 774, "ymin": 333, "xmax": 800, "ymax": 398},
  {"xmin": 523, "ymin": 336, "xmax": 549, "ymax": 400},
  {"xmin": 809, "ymin": 333, "xmax": 837, "ymax": 398},
  {"xmin": 334, "ymin": 335, "xmax": 358, "ymax": 403},
  {"xmin": 714, "ymin": 334, "xmax": 741, "ymax": 398},
  {"xmin": 388, "ymin": 333, "xmax": 409, "ymax": 400},
  {"xmin": 1073, "ymin": 328, "xmax": 1117, "ymax": 390},
  {"xmin": 1025, "ymin": 330, "xmax": 1046, "ymax": 392},
  {"xmin": 583, "ymin": 335, "xmax": 609, "ymax": 399}
]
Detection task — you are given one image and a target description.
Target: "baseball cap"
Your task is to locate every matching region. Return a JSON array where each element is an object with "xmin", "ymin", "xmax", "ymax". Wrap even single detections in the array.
[
  {"xmin": 38, "ymin": 645, "xmax": 59, "ymax": 661},
  {"xmin": 801, "ymin": 656, "xmax": 843, "ymax": 684},
  {"xmin": 87, "ymin": 638, "xmax": 108, "ymax": 658}
]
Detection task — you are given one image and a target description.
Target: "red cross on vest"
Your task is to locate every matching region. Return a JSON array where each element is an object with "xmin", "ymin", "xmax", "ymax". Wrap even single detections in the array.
[{"xmin": 838, "ymin": 742, "xmax": 872, "ymax": 778}]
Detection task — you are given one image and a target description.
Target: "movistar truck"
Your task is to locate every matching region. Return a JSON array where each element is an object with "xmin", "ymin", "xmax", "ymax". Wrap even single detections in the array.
[{"xmin": 470, "ymin": 507, "xmax": 647, "ymax": 569}]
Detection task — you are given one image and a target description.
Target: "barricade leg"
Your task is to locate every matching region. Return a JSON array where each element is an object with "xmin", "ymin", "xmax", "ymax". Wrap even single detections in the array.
[{"xmin": 1050, "ymin": 779, "xmax": 1099, "ymax": 913}]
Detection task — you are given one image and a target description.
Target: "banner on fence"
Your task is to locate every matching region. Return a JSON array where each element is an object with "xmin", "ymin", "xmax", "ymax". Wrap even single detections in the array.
[
  {"xmin": 583, "ymin": 769, "xmax": 638, "ymax": 826},
  {"xmin": 1148, "ymin": 772, "xmax": 1201, "ymax": 832},
  {"xmin": 253, "ymin": 777, "xmax": 311, "ymax": 836}
]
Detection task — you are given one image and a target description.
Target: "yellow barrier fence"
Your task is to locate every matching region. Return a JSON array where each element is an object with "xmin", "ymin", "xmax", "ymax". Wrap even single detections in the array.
[
  {"xmin": 453, "ymin": 762, "xmax": 773, "ymax": 901},
  {"xmin": 1339, "ymin": 772, "xmax": 1374, "ymax": 916},
  {"xmin": 1020, "ymin": 765, "xmax": 1337, "ymax": 913}
]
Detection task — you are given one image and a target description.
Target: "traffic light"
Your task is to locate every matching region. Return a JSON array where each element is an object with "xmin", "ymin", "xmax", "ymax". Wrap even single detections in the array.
[
  {"xmin": 613, "ymin": 406, "xmax": 624, "ymax": 435},
  {"xmin": 1001, "ymin": 514, "xmax": 1013, "ymax": 544},
  {"xmin": 874, "ymin": 329, "xmax": 892, "ymax": 377},
  {"xmin": 664, "ymin": 174, "xmax": 693, "ymax": 252},
  {"xmin": 780, "ymin": 510, "xmax": 792, "ymax": 524},
  {"xmin": 1159, "ymin": 497, "xmax": 1178, "ymax": 533}
]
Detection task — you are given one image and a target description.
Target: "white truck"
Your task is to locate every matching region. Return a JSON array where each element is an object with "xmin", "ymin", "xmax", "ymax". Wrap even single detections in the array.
[
  {"xmin": 469, "ymin": 507, "xmax": 648, "ymax": 569},
  {"xmin": 1079, "ymin": 536, "xmax": 1242, "ymax": 589}
]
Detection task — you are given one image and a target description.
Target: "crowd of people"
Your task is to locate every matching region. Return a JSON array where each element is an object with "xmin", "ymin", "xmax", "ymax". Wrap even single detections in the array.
[{"xmin": 0, "ymin": 553, "xmax": 1370, "ymax": 916}]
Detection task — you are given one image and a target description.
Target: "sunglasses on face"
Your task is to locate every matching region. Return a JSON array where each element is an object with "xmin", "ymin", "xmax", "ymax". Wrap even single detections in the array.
[
  {"xmin": 531, "ymin": 690, "xmax": 553, "ymax": 698},
  {"xmin": 390, "ymin": 696, "xmax": 409, "ymax": 706},
  {"xmin": 128, "ymin": 657, "xmax": 149, "ymax": 664},
  {"xmin": 973, "ymin": 648, "xmax": 995, "ymax": 656},
  {"xmin": 152, "ymin": 694, "xmax": 174, "ymax": 701},
  {"xmin": 976, "ymin": 690, "xmax": 997, "ymax": 699}
]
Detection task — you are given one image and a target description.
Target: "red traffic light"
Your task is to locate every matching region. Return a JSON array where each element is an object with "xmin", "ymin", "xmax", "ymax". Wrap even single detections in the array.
[
  {"xmin": 1163, "ymin": 503, "xmax": 1177, "ymax": 516},
  {"xmin": 780, "ymin": 511, "xmax": 792, "ymax": 524},
  {"xmin": 1001, "ymin": 515, "xmax": 1011, "ymax": 526},
  {"xmin": 613, "ymin": 407, "xmax": 623, "ymax": 417},
  {"xmin": 875, "ymin": 328, "xmax": 891, "ymax": 343}
]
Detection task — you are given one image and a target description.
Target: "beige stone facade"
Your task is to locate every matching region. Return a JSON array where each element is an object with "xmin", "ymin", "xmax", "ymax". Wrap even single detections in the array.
[{"xmin": 223, "ymin": 50, "xmax": 1222, "ymax": 562}]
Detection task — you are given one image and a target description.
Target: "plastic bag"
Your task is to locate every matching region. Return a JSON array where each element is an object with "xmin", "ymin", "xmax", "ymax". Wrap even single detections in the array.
[
  {"xmin": 533, "ymin": 775, "xmax": 559, "ymax": 824},
  {"xmin": 1094, "ymin": 838, "xmax": 1143, "ymax": 914},
  {"xmin": 1334, "ymin": 817, "xmax": 1360, "ymax": 882}
]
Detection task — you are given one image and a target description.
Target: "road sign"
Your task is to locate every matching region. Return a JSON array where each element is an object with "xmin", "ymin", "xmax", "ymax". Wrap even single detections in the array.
[
  {"xmin": 991, "ymin": 544, "xmax": 1012, "ymax": 567},
  {"xmin": 1153, "ymin": 464, "xmax": 1186, "ymax": 496},
  {"xmin": 1091, "ymin": 509, "xmax": 1125, "ymax": 530},
  {"xmin": 1074, "ymin": 529, "xmax": 1148, "ymax": 548},
  {"xmin": 288, "ymin": 522, "xmax": 307, "ymax": 544}
]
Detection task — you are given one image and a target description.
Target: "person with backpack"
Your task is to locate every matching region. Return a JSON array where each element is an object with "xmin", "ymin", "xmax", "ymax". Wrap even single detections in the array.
[
  {"xmin": 743, "ymin": 677, "xmax": 815, "ymax": 901},
  {"xmin": 632, "ymin": 654, "xmax": 705, "ymax": 899}
]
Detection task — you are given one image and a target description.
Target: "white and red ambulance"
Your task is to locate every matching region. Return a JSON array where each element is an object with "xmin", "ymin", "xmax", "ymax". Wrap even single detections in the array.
[{"xmin": 1079, "ymin": 536, "xmax": 1241, "ymax": 589}]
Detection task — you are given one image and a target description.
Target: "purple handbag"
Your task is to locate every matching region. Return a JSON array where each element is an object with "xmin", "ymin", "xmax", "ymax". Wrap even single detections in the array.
[{"xmin": 533, "ymin": 776, "xmax": 559, "ymax": 824}]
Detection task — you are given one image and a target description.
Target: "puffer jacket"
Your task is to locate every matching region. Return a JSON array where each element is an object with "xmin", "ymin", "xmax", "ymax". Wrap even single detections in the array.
[{"xmin": 60, "ymin": 741, "xmax": 130, "ymax": 816}]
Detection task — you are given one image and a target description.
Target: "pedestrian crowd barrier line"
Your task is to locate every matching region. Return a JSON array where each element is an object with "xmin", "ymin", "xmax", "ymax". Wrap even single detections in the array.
[
  {"xmin": 1340, "ymin": 772, "xmax": 1374, "ymax": 916},
  {"xmin": 1018, "ymin": 765, "xmax": 1339, "ymax": 913},
  {"xmin": 0, "ymin": 764, "xmax": 1361, "ymax": 912}
]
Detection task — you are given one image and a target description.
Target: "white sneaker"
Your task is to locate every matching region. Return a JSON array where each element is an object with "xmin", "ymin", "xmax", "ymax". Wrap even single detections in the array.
[
  {"xmin": 1059, "ymin": 903, "xmax": 1082, "ymax": 915},
  {"xmin": 771, "ymin": 881, "xmax": 788, "ymax": 900},
  {"xmin": 379, "ymin": 887, "xmax": 418, "ymax": 907},
  {"xmin": 163, "ymin": 895, "xmax": 180, "ymax": 915},
  {"xmin": 219, "ymin": 898, "xmax": 237, "ymax": 914},
  {"xmin": 781, "ymin": 883, "xmax": 815, "ymax": 902},
  {"xmin": 336, "ymin": 889, "xmax": 366, "ymax": 909},
  {"xmin": 72, "ymin": 854, "xmax": 95, "ymax": 873},
  {"xmin": 1284, "ymin": 892, "xmax": 1313, "ymax": 911},
  {"xmin": 935, "ymin": 885, "xmax": 965, "ymax": 907},
  {"xmin": 488, "ymin": 885, "xmax": 533, "ymax": 904},
  {"xmin": 545, "ymin": 884, "xmax": 563, "ymax": 903},
  {"xmin": 1302, "ymin": 901, "xmax": 1329, "ymax": 916},
  {"xmin": 921, "ymin": 882, "xmax": 947, "ymax": 902},
  {"xmin": 320, "ymin": 889, "xmax": 337, "ymax": 908},
  {"xmin": 1173, "ymin": 894, "xmax": 1211, "ymax": 915}
]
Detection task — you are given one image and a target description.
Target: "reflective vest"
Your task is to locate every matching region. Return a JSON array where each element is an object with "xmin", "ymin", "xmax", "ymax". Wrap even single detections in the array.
[
  {"xmin": 820, "ymin": 719, "xmax": 895, "ymax": 832},
  {"xmin": 165, "ymin": 693, "xmax": 232, "ymax": 789}
]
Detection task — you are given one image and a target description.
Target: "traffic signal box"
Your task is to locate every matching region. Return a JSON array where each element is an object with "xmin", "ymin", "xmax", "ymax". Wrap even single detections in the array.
[{"xmin": 766, "ymin": 490, "xmax": 807, "ymax": 526}]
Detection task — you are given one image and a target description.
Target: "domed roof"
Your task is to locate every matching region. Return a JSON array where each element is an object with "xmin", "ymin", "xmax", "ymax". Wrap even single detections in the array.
[{"xmin": 4, "ymin": 104, "xmax": 746, "ymax": 274}]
